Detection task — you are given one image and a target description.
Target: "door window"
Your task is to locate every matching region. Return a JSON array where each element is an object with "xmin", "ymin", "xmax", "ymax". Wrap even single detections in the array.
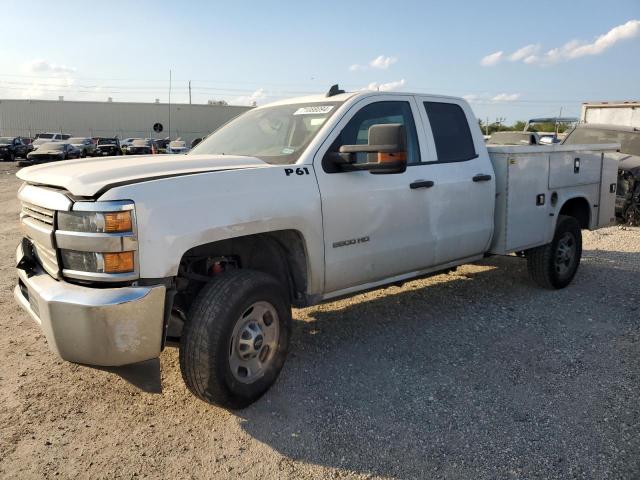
[
  {"xmin": 327, "ymin": 101, "xmax": 420, "ymax": 170},
  {"xmin": 423, "ymin": 102, "xmax": 477, "ymax": 163}
]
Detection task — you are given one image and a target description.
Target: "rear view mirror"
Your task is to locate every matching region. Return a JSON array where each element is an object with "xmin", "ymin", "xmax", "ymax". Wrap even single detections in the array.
[{"xmin": 332, "ymin": 123, "xmax": 407, "ymax": 174}]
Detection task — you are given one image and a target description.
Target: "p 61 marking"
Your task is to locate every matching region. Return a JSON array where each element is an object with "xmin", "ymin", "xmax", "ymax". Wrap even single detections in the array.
[{"xmin": 284, "ymin": 167, "xmax": 310, "ymax": 177}]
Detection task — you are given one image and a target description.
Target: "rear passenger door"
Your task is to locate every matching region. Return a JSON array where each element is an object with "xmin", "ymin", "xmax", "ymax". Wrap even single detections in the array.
[{"xmin": 415, "ymin": 98, "xmax": 496, "ymax": 265}]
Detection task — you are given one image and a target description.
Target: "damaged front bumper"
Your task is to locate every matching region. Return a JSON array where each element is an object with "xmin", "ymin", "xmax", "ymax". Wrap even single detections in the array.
[{"xmin": 14, "ymin": 243, "xmax": 166, "ymax": 366}]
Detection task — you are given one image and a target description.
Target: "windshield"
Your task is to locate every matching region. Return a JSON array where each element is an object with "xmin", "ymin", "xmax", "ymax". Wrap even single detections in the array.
[
  {"xmin": 563, "ymin": 127, "xmax": 640, "ymax": 156},
  {"xmin": 37, "ymin": 133, "xmax": 54, "ymax": 139},
  {"xmin": 0, "ymin": 137, "xmax": 14, "ymax": 143},
  {"xmin": 133, "ymin": 139, "xmax": 150, "ymax": 146},
  {"xmin": 190, "ymin": 102, "xmax": 342, "ymax": 164},
  {"xmin": 170, "ymin": 141, "xmax": 186, "ymax": 148},
  {"xmin": 39, "ymin": 143, "xmax": 64, "ymax": 150},
  {"xmin": 98, "ymin": 138, "xmax": 117, "ymax": 145}
]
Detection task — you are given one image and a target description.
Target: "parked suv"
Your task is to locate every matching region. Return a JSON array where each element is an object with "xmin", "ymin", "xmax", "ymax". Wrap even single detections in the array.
[
  {"xmin": 95, "ymin": 138, "xmax": 122, "ymax": 156},
  {"xmin": 68, "ymin": 137, "xmax": 97, "ymax": 158},
  {"xmin": 0, "ymin": 136, "xmax": 33, "ymax": 161},
  {"xmin": 32, "ymin": 133, "xmax": 71, "ymax": 149}
]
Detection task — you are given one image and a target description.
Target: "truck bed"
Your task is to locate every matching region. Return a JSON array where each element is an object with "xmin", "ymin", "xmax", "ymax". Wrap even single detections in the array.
[{"xmin": 487, "ymin": 143, "xmax": 620, "ymax": 255}]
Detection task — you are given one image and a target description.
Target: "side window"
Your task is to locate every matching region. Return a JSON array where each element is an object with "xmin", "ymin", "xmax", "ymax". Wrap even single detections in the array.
[
  {"xmin": 423, "ymin": 102, "xmax": 477, "ymax": 163},
  {"xmin": 332, "ymin": 101, "xmax": 420, "ymax": 165}
]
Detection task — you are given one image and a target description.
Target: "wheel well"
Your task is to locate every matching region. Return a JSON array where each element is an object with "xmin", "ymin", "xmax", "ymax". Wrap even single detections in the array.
[
  {"xmin": 176, "ymin": 230, "xmax": 309, "ymax": 309},
  {"xmin": 558, "ymin": 197, "xmax": 590, "ymax": 229}
]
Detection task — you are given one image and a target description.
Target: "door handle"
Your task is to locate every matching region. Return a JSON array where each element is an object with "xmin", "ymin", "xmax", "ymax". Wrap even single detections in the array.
[
  {"xmin": 472, "ymin": 174, "xmax": 492, "ymax": 182},
  {"xmin": 409, "ymin": 180, "xmax": 435, "ymax": 189}
]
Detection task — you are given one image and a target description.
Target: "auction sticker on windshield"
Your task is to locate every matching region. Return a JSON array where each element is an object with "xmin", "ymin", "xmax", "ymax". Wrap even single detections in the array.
[{"xmin": 294, "ymin": 106, "xmax": 334, "ymax": 115}]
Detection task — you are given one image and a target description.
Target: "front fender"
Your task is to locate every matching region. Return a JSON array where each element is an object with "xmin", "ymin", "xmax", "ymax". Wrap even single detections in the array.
[{"xmin": 99, "ymin": 165, "xmax": 325, "ymax": 295}]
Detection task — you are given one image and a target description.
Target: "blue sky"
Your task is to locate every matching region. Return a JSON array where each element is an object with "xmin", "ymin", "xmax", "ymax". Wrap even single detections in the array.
[{"xmin": 0, "ymin": 0, "xmax": 638, "ymax": 123}]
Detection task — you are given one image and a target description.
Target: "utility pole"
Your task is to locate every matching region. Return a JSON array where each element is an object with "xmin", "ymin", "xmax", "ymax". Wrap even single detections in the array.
[
  {"xmin": 485, "ymin": 116, "xmax": 489, "ymax": 136},
  {"xmin": 168, "ymin": 69, "xmax": 172, "ymax": 140},
  {"xmin": 189, "ymin": 80, "xmax": 192, "ymax": 105}
]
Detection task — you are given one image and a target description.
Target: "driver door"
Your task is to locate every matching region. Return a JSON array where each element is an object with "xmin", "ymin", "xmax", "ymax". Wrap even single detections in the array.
[{"xmin": 314, "ymin": 96, "xmax": 437, "ymax": 294}]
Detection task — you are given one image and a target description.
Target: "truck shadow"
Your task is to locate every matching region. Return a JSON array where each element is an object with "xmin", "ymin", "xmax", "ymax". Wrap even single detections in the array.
[
  {"xmin": 95, "ymin": 358, "xmax": 162, "ymax": 394},
  {"xmin": 235, "ymin": 251, "xmax": 639, "ymax": 478}
]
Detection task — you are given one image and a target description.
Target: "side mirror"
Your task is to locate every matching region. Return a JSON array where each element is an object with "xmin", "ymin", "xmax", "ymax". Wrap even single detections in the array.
[{"xmin": 332, "ymin": 123, "xmax": 407, "ymax": 174}]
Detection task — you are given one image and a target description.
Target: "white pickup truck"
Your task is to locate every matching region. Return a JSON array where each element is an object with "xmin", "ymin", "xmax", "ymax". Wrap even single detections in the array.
[{"xmin": 14, "ymin": 87, "xmax": 620, "ymax": 408}]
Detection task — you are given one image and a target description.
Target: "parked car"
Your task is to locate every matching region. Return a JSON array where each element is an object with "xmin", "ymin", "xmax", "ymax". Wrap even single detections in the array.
[
  {"xmin": 120, "ymin": 138, "xmax": 139, "ymax": 152},
  {"xmin": 0, "ymin": 136, "xmax": 33, "ymax": 161},
  {"xmin": 95, "ymin": 138, "xmax": 122, "ymax": 156},
  {"xmin": 166, "ymin": 139, "xmax": 189, "ymax": 154},
  {"xmin": 125, "ymin": 138, "xmax": 156, "ymax": 155},
  {"xmin": 68, "ymin": 137, "xmax": 97, "ymax": 158},
  {"xmin": 19, "ymin": 142, "xmax": 81, "ymax": 165},
  {"xmin": 155, "ymin": 138, "xmax": 171, "ymax": 154},
  {"xmin": 32, "ymin": 133, "xmax": 71, "ymax": 150},
  {"xmin": 13, "ymin": 87, "xmax": 619, "ymax": 409}
]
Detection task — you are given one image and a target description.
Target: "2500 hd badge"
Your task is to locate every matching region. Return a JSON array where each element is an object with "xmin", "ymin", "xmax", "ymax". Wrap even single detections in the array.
[{"xmin": 333, "ymin": 236, "xmax": 370, "ymax": 248}]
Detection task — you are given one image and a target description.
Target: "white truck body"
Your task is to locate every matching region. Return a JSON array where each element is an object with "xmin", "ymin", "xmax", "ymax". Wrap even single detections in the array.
[{"xmin": 12, "ymin": 90, "xmax": 620, "ymax": 406}]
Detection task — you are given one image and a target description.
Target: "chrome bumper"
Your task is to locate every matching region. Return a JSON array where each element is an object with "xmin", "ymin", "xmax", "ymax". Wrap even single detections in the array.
[{"xmin": 14, "ymin": 244, "xmax": 166, "ymax": 366}]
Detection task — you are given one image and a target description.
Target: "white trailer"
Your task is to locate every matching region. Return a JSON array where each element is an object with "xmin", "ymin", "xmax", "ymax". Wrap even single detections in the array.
[{"xmin": 581, "ymin": 101, "xmax": 640, "ymax": 128}]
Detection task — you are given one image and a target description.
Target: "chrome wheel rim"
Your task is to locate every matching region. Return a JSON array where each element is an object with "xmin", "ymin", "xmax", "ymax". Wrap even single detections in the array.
[
  {"xmin": 229, "ymin": 301, "xmax": 280, "ymax": 384},
  {"xmin": 555, "ymin": 232, "xmax": 576, "ymax": 276}
]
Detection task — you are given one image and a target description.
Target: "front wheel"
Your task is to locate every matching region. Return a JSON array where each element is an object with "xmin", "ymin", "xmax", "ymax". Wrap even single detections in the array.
[
  {"xmin": 526, "ymin": 215, "xmax": 582, "ymax": 289},
  {"xmin": 179, "ymin": 270, "xmax": 291, "ymax": 409}
]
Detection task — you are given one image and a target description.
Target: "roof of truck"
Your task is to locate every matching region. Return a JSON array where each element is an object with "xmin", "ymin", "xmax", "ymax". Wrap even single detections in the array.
[{"xmin": 260, "ymin": 90, "xmax": 465, "ymax": 108}]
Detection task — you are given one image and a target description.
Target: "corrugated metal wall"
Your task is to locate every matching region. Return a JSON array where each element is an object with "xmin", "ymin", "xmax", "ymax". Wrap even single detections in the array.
[{"xmin": 0, "ymin": 99, "xmax": 251, "ymax": 143}]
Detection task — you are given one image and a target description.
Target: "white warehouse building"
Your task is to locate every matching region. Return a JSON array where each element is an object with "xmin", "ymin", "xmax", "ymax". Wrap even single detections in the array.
[{"xmin": 0, "ymin": 98, "xmax": 251, "ymax": 144}]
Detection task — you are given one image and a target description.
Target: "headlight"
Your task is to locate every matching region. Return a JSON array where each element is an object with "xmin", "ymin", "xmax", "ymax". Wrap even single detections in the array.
[
  {"xmin": 60, "ymin": 250, "xmax": 135, "ymax": 274},
  {"xmin": 55, "ymin": 201, "xmax": 138, "ymax": 282},
  {"xmin": 58, "ymin": 210, "xmax": 133, "ymax": 233}
]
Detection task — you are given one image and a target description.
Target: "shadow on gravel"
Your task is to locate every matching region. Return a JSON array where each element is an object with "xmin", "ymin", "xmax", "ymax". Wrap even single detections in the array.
[
  {"xmin": 236, "ymin": 252, "xmax": 640, "ymax": 479},
  {"xmin": 96, "ymin": 358, "xmax": 162, "ymax": 394}
]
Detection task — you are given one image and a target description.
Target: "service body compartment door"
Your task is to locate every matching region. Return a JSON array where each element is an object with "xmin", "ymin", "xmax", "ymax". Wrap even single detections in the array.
[
  {"xmin": 598, "ymin": 154, "xmax": 620, "ymax": 227},
  {"xmin": 506, "ymin": 153, "xmax": 551, "ymax": 250},
  {"xmin": 548, "ymin": 150, "xmax": 602, "ymax": 189}
]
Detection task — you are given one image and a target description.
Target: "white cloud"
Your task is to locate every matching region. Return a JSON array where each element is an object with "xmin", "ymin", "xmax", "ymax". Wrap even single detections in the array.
[
  {"xmin": 492, "ymin": 93, "xmax": 521, "ymax": 102},
  {"xmin": 233, "ymin": 88, "xmax": 266, "ymax": 106},
  {"xmin": 361, "ymin": 79, "xmax": 405, "ymax": 92},
  {"xmin": 369, "ymin": 55, "xmax": 397, "ymax": 69},
  {"xmin": 24, "ymin": 59, "xmax": 76, "ymax": 75},
  {"xmin": 463, "ymin": 93, "xmax": 521, "ymax": 103},
  {"xmin": 480, "ymin": 51, "xmax": 503, "ymax": 66},
  {"xmin": 508, "ymin": 44, "xmax": 540, "ymax": 62},
  {"xmin": 485, "ymin": 19, "xmax": 640, "ymax": 66},
  {"xmin": 350, "ymin": 54, "xmax": 397, "ymax": 71}
]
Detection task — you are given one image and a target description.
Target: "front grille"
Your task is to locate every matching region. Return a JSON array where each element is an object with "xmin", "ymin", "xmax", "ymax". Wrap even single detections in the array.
[
  {"xmin": 22, "ymin": 202, "xmax": 54, "ymax": 226},
  {"xmin": 20, "ymin": 201, "xmax": 60, "ymax": 277}
]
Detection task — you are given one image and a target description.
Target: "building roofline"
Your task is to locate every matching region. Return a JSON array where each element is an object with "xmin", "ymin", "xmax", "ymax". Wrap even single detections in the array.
[{"xmin": 0, "ymin": 98, "xmax": 250, "ymax": 109}]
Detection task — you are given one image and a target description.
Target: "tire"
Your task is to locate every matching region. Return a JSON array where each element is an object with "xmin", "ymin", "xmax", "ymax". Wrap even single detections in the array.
[
  {"xmin": 179, "ymin": 269, "xmax": 291, "ymax": 409},
  {"xmin": 526, "ymin": 215, "xmax": 582, "ymax": 289}
]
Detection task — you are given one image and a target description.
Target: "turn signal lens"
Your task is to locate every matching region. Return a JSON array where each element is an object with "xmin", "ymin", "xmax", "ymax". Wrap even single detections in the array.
[
  {"xmin": 103, "ymin": 251, "xmax": 135, "ymax": 273},
  {"xmin": 104, "ymin": 211, "xmax": 133, "ymax": 232}
]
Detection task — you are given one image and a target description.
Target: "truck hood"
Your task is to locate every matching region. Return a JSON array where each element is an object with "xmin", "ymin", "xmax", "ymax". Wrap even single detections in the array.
[{"xmin": 16, "ymin": 154, "xmax": 270, "ymax": 197}]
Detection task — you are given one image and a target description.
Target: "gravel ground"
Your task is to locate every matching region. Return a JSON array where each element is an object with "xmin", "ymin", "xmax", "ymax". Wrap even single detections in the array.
[{"xmin": 0, "ymin": 161, "xmax": 638, "ymax": 479}]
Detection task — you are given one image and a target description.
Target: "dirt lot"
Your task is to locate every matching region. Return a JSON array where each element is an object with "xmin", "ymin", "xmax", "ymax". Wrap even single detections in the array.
[{"xmin": 0, "ymin": 162, "xmax": 638, "ymax": 479}]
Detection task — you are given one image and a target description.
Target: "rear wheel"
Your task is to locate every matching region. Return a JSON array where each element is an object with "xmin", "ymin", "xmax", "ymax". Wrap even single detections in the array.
[
  {"xmin": 526, "ymin": 215, "xmax": 582, "ymax": 289},
  {"xmin": 179, "ymin": 270, "xmax": 291, "ymax": 409}
]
